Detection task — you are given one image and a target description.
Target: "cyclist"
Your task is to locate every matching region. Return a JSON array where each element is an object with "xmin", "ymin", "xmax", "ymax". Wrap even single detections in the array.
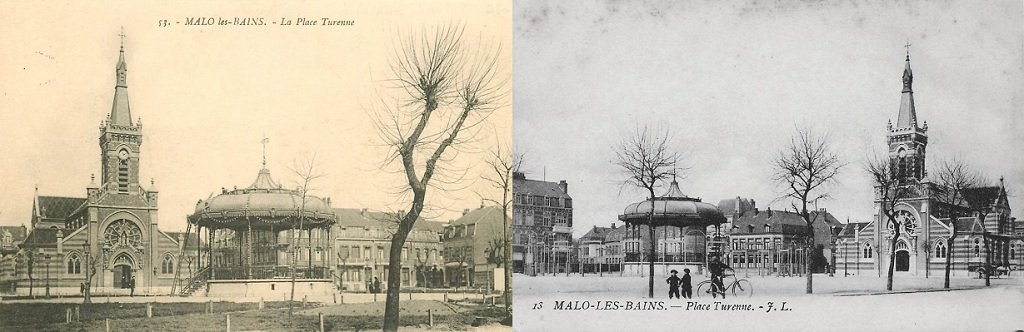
[{"xmin": 707, "ymin": 255, "xmax": 733, "ymax": 297}]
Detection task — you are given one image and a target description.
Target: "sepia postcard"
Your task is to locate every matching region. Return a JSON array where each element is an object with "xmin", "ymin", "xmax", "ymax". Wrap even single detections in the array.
[{"xmin": 0, "ymin": 1, "xmax": 511, "ymax": 331}]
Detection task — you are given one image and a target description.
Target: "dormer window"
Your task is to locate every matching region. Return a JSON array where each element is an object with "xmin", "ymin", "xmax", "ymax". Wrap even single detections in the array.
[{"xmin": 764, "ymin": 224, "xmax": 770, "ymax": 233}]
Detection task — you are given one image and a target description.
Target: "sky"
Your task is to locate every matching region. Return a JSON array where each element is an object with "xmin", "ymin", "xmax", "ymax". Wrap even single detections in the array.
[
  {"xmin": 514, "ymin": 0, "xmax": 1024, "ymax": 237},
  {"xmin": 0, "ymin": 0, "xmax": 512, "ymax": 231}
]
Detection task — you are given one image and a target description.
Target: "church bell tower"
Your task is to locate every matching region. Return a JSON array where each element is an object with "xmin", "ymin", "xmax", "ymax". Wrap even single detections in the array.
[
  {"xmin": 99, "ymin": 32, "xmax": 143, "ymax": 195},
  {"xmin": 887, "ymin": 47, "xmax": 928, "ymax": 183}
]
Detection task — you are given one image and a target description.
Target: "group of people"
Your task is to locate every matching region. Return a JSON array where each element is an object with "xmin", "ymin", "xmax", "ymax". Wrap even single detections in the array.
[
  {"xmin": 666, "ymin": 255, "xmax": 733, "ymax": 299},
  {"xmin": 368, "ymin": 277, "xmax": 382, "ymax": 294}
]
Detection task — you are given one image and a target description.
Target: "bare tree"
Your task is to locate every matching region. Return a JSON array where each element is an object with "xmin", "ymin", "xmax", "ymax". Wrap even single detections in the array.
[
  {"xmin": 613, "ymin": 125, "xmax": 680, "ymax": 298},
  {"xmin": 479, "ymin": 143, "xmax": 518, "ymax": 316},
  {"xmin": 864, "ymin": 152, "xmax": 916, "ymax": 291},
  {"xmin": 931, "ymin": 158, "xmax": 986, "ymax": 288},
  {"xmin": 288, "ymin": 154, "xmax": 325, "ymax": 317},
  {"xmin": 771, "ymin": 127, "xmax": 842, "ymax": 294},
  {"xmin": 370, "ymin": 24, "xmax": 507, "ymax": 332}
]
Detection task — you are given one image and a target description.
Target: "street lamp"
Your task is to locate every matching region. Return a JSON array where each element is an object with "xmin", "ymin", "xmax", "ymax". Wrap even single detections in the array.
[{"xmin": 45, "ymin": 254, "xmax": 51, "ymax": 298}]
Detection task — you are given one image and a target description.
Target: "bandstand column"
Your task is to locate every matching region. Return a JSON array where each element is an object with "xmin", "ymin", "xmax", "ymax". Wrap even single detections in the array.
[{"xmin": 247, "ymin": 218, "xmax": 253, "ymax": 279}]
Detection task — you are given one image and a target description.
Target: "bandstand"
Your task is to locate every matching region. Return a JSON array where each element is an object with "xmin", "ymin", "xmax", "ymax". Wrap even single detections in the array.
[
  {"xmin": 184, "ymin": 165, "xmax": 337, "ymax": 297},
  {"xmin": 618, "ymin": 179, "xmax": 726, "ymax": 275}
]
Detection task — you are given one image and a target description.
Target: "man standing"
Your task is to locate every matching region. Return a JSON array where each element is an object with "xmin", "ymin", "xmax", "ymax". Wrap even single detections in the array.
[
  {"xmin": 681, "ymin": 268, "xmax": 693, "ymax": 299},
  {"xmin": 129, "ymin": 276, "xmax": 136, "ymax": 297},
  {"xmin": 665, "ymin": 269, "xmax": 681, "ymax": 299}
]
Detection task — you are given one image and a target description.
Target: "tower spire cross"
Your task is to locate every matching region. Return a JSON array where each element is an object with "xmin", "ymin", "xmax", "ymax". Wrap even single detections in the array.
[
  {"xmin": 119, "ymin": 27, "xmax": 126, "ymax": 49},
  {"xmin": 904, "ymin": 39, "xmax": 912, "ymax": 59},
  {"xmin": 261, "ymin": 136, "xmax": 270, "ymax": 168}
]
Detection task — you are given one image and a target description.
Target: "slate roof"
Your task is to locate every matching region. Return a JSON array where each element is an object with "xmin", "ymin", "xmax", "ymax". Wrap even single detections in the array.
[
  {"xmin": 513, "ymin": 177, "xmax": 570, "ymax": 199},
  {"xmin": 732, "ymin": 210, "xmax": 840, "ymax": 231},
  {"xmin": 333, "ymin": 208, "xmax": 445, "ymax": 232},
  {"xmin": 37, "ymin": 196, "xmax": 87, "ymax": 220},
  {"xmin": 580, "ymin": 226, "xmax": 612, "ymax": 242},
  {"xmin": 21, "ymin": 228, "xmax": 59, "ymax": 248},
  {"xmin": 838, "ymin": 222, "xmax": 870, "ymax": 237},
  {"xmin": 451, "ymin": 206, "xmax": 503, "ymax": 229},
  {"xmin": 163, "ymin": 231, "xmax": 203, "ymax": 249},
  {"xmin": 962, "ymin": 186, "xmax": 1003, "ymax": 211}
]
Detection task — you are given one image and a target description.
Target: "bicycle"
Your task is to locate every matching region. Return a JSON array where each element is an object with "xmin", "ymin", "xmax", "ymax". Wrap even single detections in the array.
[{"xmin": 696, "ymin": 274, "xmax": 753, "ymax": 298}]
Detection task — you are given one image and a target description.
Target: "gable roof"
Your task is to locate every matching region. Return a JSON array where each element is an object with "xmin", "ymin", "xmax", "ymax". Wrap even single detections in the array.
[
  {"xmin": 838, "ymin": 222, "xmax": 870, "ymax": 237},
  {"xmin": 332, "ymin": 208, "xmax": 445, "ymax": 232},
  {"xmin": 580, "ymin": 226, "xmax": 612, "ymax": 241},
  {"xmin": 962, "ymin": 186, "xmax": 1006, "ymax": 211},
  {"xmin": 731, "ymin": 209, "xmax": 842, "ymax": 234},
  {"xmin": 513, "ymin": 177, "xmax": 570, "ymax": 199},
  {"xmin": 35, "ymin": 196, "xmax": 87, "ymax": 221},
  {"xmin": 21, "ymin": 227, "xmax": 59, "ymax": 248}
]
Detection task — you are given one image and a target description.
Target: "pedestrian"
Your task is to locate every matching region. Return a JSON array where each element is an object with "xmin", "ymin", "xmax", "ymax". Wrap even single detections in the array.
[
  {"xmin": 372, "ymin": 277, "xmax": 381, "ymax": 294},
  {"xmin": 666, "ymin": 269, "xmax": 681, "ymax": 299},
  {"xmin": 80, "ymin": 282, "xmax": 85, "ymax": 295},
  {"xmin": 129, "ymin": 276, "xmax": 136, "ymax": 297},
  {"xmin": 681, "ymin": 268, "xmax": 693, "ymax": 299}
]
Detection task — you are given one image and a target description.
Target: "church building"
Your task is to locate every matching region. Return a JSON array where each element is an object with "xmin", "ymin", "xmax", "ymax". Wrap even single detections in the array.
[
  {"xmin": 0, "ymin": 37, "xmax": 197, "ymax": 296},
  {"xmin": 834, "ymin": 52, "xmax": 1017, "ymax": 277}
]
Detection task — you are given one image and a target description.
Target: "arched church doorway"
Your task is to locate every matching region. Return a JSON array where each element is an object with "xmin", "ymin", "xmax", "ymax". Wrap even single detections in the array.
[
  {"xmin": 895, "ymin": 251, "xmax": 910, "ymax": 272},
  {"xmin": 112, "ymin": 253, "xmax": 135, "ymax": 288}
]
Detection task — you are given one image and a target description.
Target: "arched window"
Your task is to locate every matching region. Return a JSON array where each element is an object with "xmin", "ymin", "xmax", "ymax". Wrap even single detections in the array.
[
  {"xmin": 895, "ymin": 241, "xmax": 909, "ymax": 251},
  {"xmin": 974, "ymin": 238, "xmax": 981, "ymax": 257},
  {"xmin": 764, "ymin": 224, "xmax": 771, "ymax": 233},
  {"xmin": 863, "ymin": 242, "xmax": 873, "ymax": 258},
  {"xmin": 934, "ymin": 241, "xmax": 947, "ymax": 258},
  {"xmin": 67, "ymin": 254, "xmax": 81, "ymax": 274},
  {"xmin": 161, "ymin": 255, "xmax": 175, "ymax": 274},
  {"xmin": 1011, "ymin": 248, "xmax": 1016, "ymax": 260}
]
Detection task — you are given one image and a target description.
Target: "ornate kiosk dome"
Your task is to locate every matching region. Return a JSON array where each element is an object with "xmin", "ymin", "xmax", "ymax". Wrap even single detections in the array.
[
  {"xmin": 190, "ymin": 168, "xmax": 335, "ymax": 228},
  {"xmin": 619, "ymin": 180, "xmax": 726, "ymax": 227}
]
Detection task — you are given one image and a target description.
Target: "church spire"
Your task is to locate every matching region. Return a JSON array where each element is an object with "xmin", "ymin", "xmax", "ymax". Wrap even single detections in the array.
[
  {"xmin": 109, "ymin": 27, "xmax": 133, "ymax": 126},
  {"xmin": 896, "ymin": 41, "xmax": 917, "ymax": 129}
]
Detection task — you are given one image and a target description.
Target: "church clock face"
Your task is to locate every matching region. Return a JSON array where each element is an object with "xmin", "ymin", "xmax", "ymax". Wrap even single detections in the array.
[
  {"xmin": 118, "ymin": 149, "xmax": 129, "ymax": 160},
  {"xmin": 896, "ymin": 210, "xmax": 918, "ymax": 236},
  {"xmin": 104, "ymin": 220, "xmax": 142, "ymax": 248}
]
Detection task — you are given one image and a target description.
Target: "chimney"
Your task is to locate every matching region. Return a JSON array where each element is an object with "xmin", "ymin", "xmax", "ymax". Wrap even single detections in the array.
[
  {"xmin": 558, "ymin": 180, "xmax": 568, "ymax": 194},
  {"xmin": 360, "ymin": 208, "xmax": 367, "ymax": 216},
  {"xmin": 463, "ymin": 209, "xmax": 470, "ymax": 216},
  {"xmin": 750, "ymin": 199, "xmax": 756, "ymax": 211},
  {"xmin": 480, "ymin": 199, "xmax": 485, "ymax": 209},
  {"xmin": 513, "ymin": 172, "xmax": 526, "ymax": 180},
  {"xmin": 611, "ymin": 223, "xmax": 616, "ymax": 229}
]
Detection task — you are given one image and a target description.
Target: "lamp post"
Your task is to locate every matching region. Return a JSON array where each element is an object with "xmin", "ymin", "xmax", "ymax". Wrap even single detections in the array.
[{"xmin": 44, "ymin": 254, "xmax": 51, "ymax": 298}]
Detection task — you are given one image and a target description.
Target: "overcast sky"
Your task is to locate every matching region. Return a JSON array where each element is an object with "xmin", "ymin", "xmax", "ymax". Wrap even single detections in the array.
[
  {"xmin": 0, "ymin": 0, "xmax": 512, "ymax": 231},
  {"xmin": 514, "ymin": 0, "xmax": 1024, "ymax": 237}
]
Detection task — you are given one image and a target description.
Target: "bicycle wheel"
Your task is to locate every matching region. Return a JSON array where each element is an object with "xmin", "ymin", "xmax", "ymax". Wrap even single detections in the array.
[
  {"xmin": 732, "ymin": 279, "xmax": 753, "ymax": 298},
  {"xmin": 696, "ymin": 281, "xmax": 712, "ymax": 298}
]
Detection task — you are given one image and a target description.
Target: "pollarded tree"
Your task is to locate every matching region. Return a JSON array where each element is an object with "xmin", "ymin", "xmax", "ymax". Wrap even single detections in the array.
[
  {"xmin": 864, "ymin": 152, "xmax": 916, "ymax": 291},
  {"xmin": 370, "ymin": 24, "xmax": 508, "ymax": 332},
  {"xmin": 771, "ymin": 127, "xmax": 842, "ymax": 294},
  {"xmin": 930, "ymin": 158, "xmax": 986, "ymax": 288},
  {"xmin": 613, "ymin": 125, "xmax": 681, "ymax": 298}
]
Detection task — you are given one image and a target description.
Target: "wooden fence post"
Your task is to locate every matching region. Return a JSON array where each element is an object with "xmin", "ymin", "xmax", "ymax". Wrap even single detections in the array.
[
  {"xmin": 225, "ymin": 314, "xmax": 231, "ymax": 332},
  {"xmin": 106, "ymin": 318, "xmax": 110, "ymax": 332},
  {"xmin": 66, "ymin": 308, "xmax": 72, "ymax": 323},
  {"xmin": 146, "ymin": 303, "xmax": 153, "ymax": 318},
  {"xmin": 428, "ymin": 309, "xmax": 434, "ymax": 327},
  {"xmin": 75, "ymin": 305, "xmax": 80, "ymax": 322},
  {"xmin": 259, "ymin": 297, "xmax": 264, "ymax": 310},
  {"xmin": 318, "ymin": 312, "xmax": 325, "ymax": 332}
]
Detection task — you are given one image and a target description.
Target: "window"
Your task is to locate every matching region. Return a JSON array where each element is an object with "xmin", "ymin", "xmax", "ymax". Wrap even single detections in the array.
[
  {"xmin": 934, "ymin": 241, "xmax": 947, "ymax": 258},
  {"xmin": 863, "ymin": 242, "xmax": 873, "ymax": 258},
  {"xmin": 747, "ymin": 225, "xmax": 754, "ymax": 233},
  {"xmin": 1011, "ymin": 248, "xmax": 1015, "ymax": 260},
  {"xmin": 402, "ymin": 247, "xmax": 408, "ymax": 261},
  {"xmin": 67, "ymin": 254, "xmax": 81, "ymax": 274},
  {"xmin": 161, "ymin": 255, "xmax": 175, "ymax": 274},
  {"xmin": 974, "ymin": 239, "xmax": 981, "ymax": 257},
  {"xmin": 764, "ymin": 224, "xmax": 770, "ymax": 233}
]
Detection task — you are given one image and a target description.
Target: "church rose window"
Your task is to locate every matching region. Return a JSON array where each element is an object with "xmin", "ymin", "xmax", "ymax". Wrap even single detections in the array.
[{"xmin": 104, "ymin": 220, "xmax": 143, "ymax": 249}]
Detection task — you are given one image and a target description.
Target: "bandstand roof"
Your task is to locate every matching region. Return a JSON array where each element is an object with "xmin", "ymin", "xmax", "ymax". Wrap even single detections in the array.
[
  {"xmin": 618, "ymin": 180, "xmax": 726, "ymax": 228},
  {"xmin": 188, "ymin": 167, "xmax": 336, "ymax": 230}
]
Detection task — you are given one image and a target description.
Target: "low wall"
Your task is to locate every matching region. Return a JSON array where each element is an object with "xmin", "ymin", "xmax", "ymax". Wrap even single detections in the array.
[
  {"xmin": 206, "ymin": 279, "xmax": 335, "ymax": 299},
  {"xmin": 622, "ymin": 263, "xmax": 704, "ymax": 277}
]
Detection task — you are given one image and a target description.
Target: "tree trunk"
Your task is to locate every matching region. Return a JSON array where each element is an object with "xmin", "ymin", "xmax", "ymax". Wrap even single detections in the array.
[
  {"xmin": 647, "ymin": 189, "xmax": 656, "ymax": 299},
  {"xmin": 802, "ymin": 205, "xmax": 813, "ymax": 294},
  {"xmin": 384, "ymin": 200, "xmax": 422, "ymax": 332},
  {"xmin": 943, "ymin": 230, "xmax": 956, "ymax": 289},
  {"xmin": 886, "ymin": 225, "xmax": 900, "ymax": 291},
  {"xmin": 983, "ymin": 234, "xmax": 991, "ymax": 287}
]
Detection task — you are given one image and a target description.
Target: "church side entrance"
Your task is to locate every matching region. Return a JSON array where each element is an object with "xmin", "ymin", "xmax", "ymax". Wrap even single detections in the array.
[{"xmin": 895, "ymin": 250, "xmax": 910, "ymax": 272}]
